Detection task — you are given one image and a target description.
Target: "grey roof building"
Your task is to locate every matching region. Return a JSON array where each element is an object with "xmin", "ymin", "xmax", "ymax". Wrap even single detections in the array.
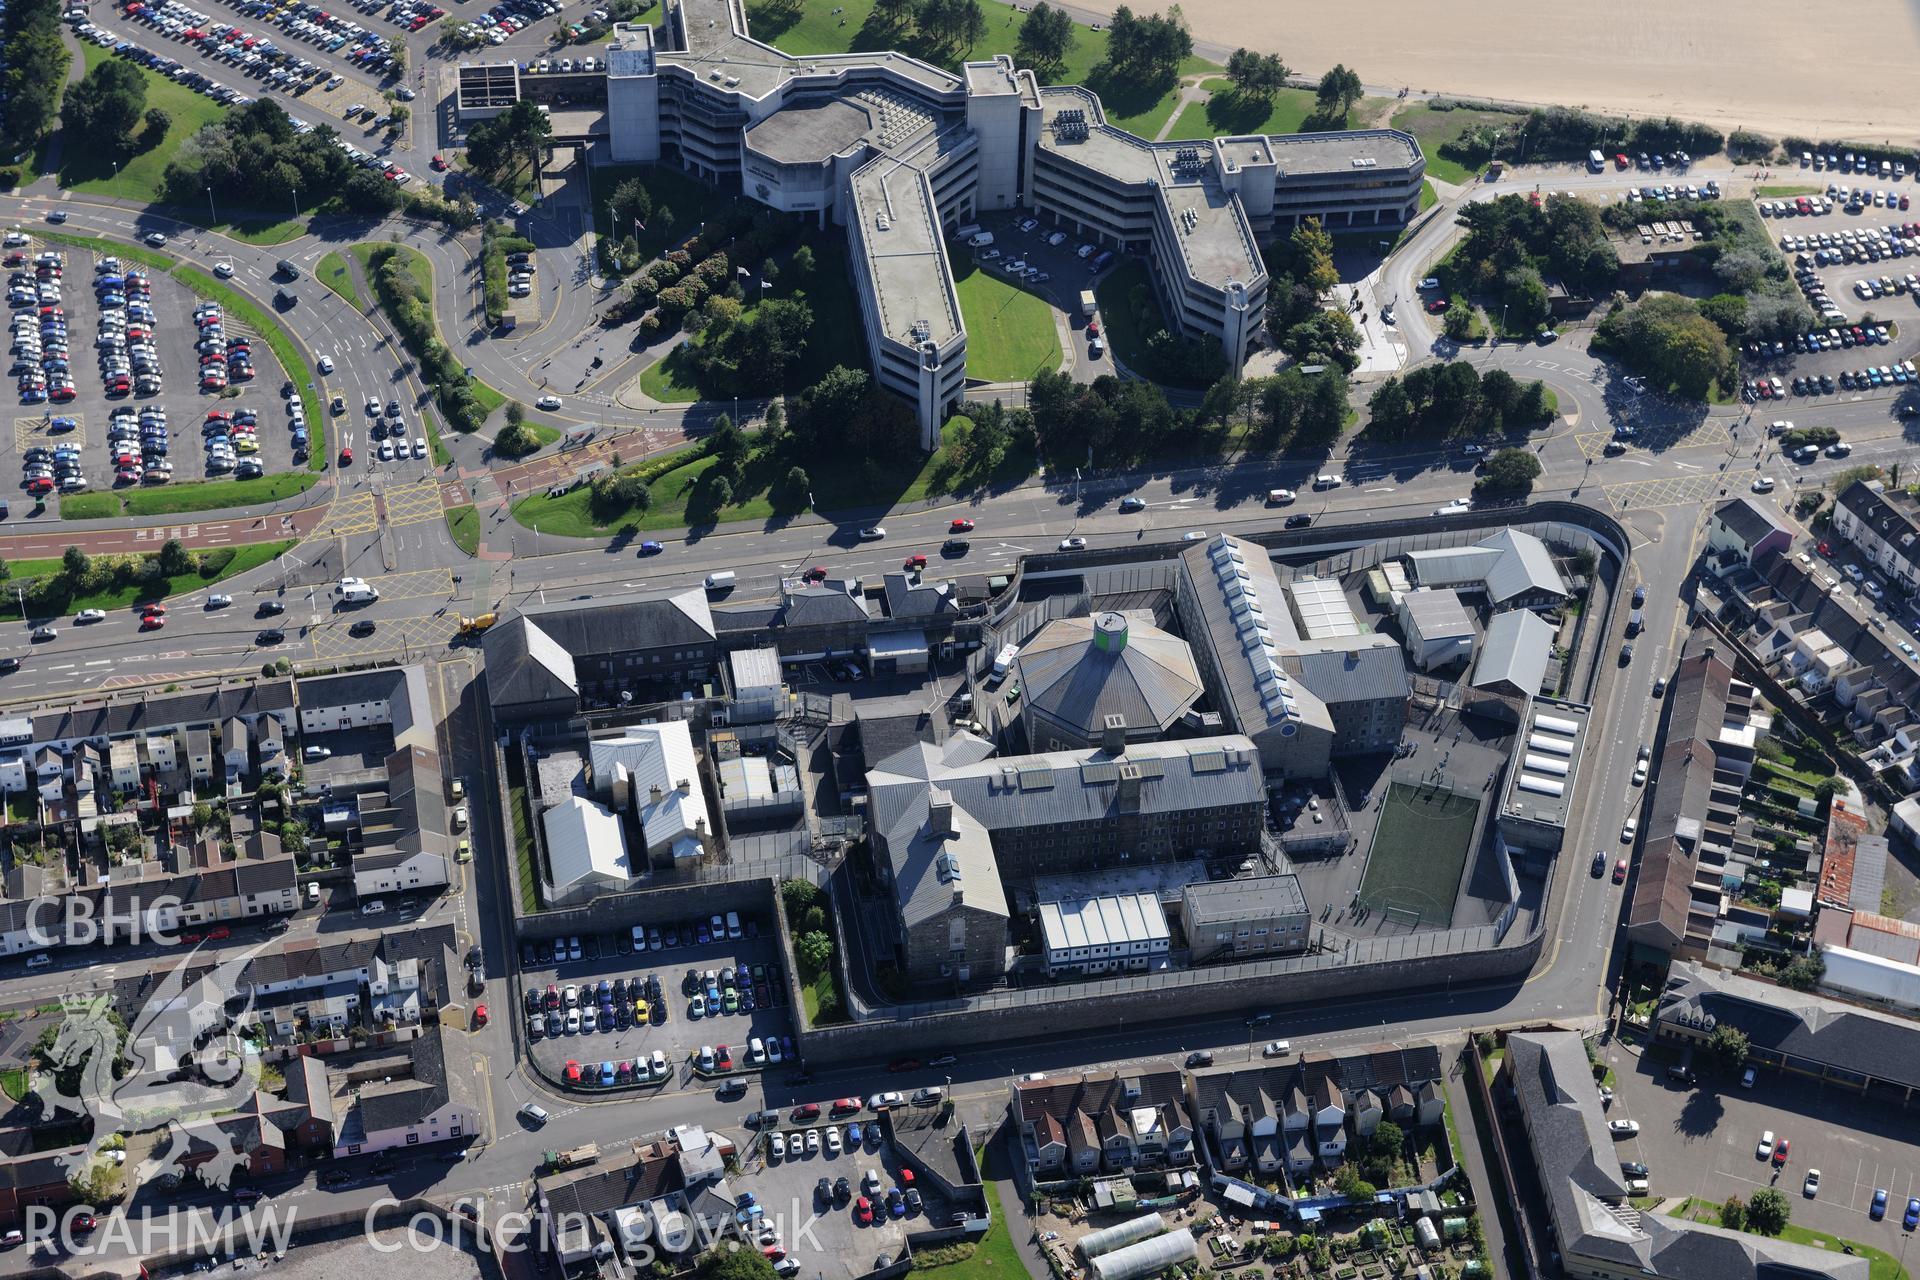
[
  {"xmin": 1182, "ymin": 874, "xmax": 1309, "ymax": 963},
  {"xmin": 1174, "ymin": 535, "xmax": 1409, "ymax": 777},
  {"xmin": 1016, "ymin": 612, "xmax": 1204, "ymax": 752},
  {"xmin": 1506, "ymin": 1030, "xmax": 1865, "ymax": 1280},
  {"xmin": 1396, "ymin": 589, "xmax": 1475, "ymax": 672},
  {"xmin": 867, "ymin": 734, "xmax": 1266, "ymax": 984},
  {"xmin": 1626, "ymin": 635, "xmax": 1760, "ymax": 957},
  {"xmin": 484, "ymin": 587, "xmax": 718, "ymax": 720},
  {"xmin": 1470, "ymin": 608, "xmax": 1556, "ymax": 701},
  {"xmin": 1706, "ymin": 496, "xmax": 1793, "ymax": 570},
  {"xmin": 1404, "ymin": 529, "xmax": 1568, "ymax": 609}
]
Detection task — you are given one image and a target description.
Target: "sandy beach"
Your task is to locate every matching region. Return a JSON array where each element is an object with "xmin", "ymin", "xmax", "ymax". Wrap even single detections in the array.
[{"xmin": 1073, "ymin": 0, "xmax": 1920, "ymax": 145}]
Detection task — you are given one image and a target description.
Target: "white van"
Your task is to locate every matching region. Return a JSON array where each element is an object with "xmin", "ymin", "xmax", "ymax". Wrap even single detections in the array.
[
  {"xmin": 1312, "ymin": 474, "xmax": 1343, "ymax": 490},
  {"xmin": 967, "ymin": 230, "xmax": 994, "ymax": 248},
  {"xmin": 704, "ymin": 570, "xmax": 736, "ymax": 592}
]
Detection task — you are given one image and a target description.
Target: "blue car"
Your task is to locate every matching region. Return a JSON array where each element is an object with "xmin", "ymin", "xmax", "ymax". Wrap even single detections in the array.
[
  {"xmin": 600, "ymin": 1061, "xmax": 616, "ymax": 1087},
  {"xmin": 48, "ymin": 417, "xmax": 76, "ymax": 432},
  {"xmin": 848, "ymin": 1123, "xmax": 863, "ymax": 1146},
  {"xmin": 1907, "ymin": 1198, "xmax": 1920, "ymax": 1230},
  {"xmin": 638, "ymin": 540, "xmax": 663, "ymax": 555},
  {"xmin": 1874, "ymin": 1188, "xmax": 1889, "ymax": 1220}
]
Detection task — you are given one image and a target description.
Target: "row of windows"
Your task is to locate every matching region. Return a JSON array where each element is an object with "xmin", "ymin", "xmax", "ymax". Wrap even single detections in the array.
[{"xmin": 1213, "ymin": 922, "xmax": 1306, "ymax": 941}]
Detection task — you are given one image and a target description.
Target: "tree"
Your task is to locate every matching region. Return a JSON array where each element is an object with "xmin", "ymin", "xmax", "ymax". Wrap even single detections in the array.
[
  {"xmin": 1713, "ymin": 248, "xmax": 1770, "ymax": 294},
  {"xmin": 1745, "ymin": 1187, "xmax": 1791, "ymax": 1236},
  {"xmin": 781, "ymin": 878, "xmax": 822, "ymax": 918},
  {"xmin": 1289, "ymin": 218, "xmax": 1339, "ymax": 294},
  {"xmin": 1502, "ymin": 266, "xmax": 1550, "ymax": 330},
  {"xmin": 141, "ymin": 106, "xmax": 171, "ymax": 142},
  {"xmin": 796, "ymin": 930, "xmax": 834, "ymax": 977},
  {"xmin": 1225, "ymin": 47, "xmax": 1289, "ymax": 100},
  {"xmin": 1367, "ymin": 377, "xmax": 1414, "ymax": 436},
  {"xmin": 61, "ymin": 545, "xmax": 92, "ymax": 583},
  {"xmin": 190, "ymin": 802, "xmax": 214, "ymax": 830},
  {"xmin": 67, "ymin": 1155, "xmax": 123, "ymax": 1206},
  {"xmin": 1281, "ymin": 309, "xmax": 1361, "ymax": 372},
  {"xmin": 156, "ymin": 538, "xmax": 193, "ymax": 578},
  {"xmin": 696, "ymin": 1247, "xmax": 778, "ymax": 1280},
  {"xmin": 788, "ymin": 244, "xmax": 815, "ymax": 280},
  {"xmin": 705, "ymin": 415, "xmax": 746, "ymax": 469},
  {"xmin": 1719, "ymin": 1195, "xmax": 1746, "ymax": 1232},
  {"xmin": 1015, "ymin": 2, "xmax": 1075, "ymax": 77},
  {"xmin": 703, "ymin": 473, "xmax": 733, "ymax": 511},
  {"xmin": 1443, "ymin": 304, "xmax": 1475, "ymax": 341},
  {"xmin": 1595, "ymin": 293, "xmax": 1732, "ymax": 400},
  {"xmin": 783, "ymin": 465, "xmax": 811, "ymax": 507},
  {"xmin": 1476, "ymin": 448, "xmax": 1542, "ymax": 497},
  {"xmin": 1368, "ymin": 1120, "xmax": 1405, "ymax": 1161},
  {"xmin": 870, "ymin": 0, "xmax": 917, "ymax": 32},
  {"xmin": 1707, "ymin": 1024, "xmax": 1751, "ymax": 1074},
  {"xmin": 1779, "ymin": 953, "xmax": 1825, "ymax": 991},
  {"xmin": 1314, "ymin": 63, "xmax": 1362, "ymax": 122},
  {"xmin": 63, "ymin": 58, "xmax": 148, "ymax": 155},
  {"xmin": 1812, "ymin": 775, "xmax": 1844, "ymax": 804},
  {"xmin": 1101, "ymin": 5, "xmax": 1191, "ymax": 84},
  {"xmin": 506, "ymin": 400, "xmax": 527, "ymax": 427},
  {"xmin": 1332, "ymin": 1163, "xmax": 1376, "ymax": 1203},
  {"xmin": 608, "ymin": 177, "xmax": 654, "ymax": 237}
]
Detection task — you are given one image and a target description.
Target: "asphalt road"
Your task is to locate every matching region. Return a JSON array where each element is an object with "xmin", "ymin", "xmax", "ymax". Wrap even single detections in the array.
[{"xmin": 1, "ymin": 121, "xmax": 1917, "ymax": 1275}]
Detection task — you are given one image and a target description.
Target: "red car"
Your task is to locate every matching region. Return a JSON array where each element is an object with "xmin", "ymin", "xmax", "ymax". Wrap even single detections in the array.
[
  {"xmin": 803, "ymin": 566, "xmax": 828, "ymax": 581},
  {"xmin": 903, "ymin": 554, "xmax": 928, "ymax": 571},
  {"xmin": 71, "ymin": 1214, "xmax": 96, "ymax": 1234},
  {"xmin": 564, "ymin": 1060, "xmax": 582, "ymax": 1083},
  {"xmin": 855, "ymin": 1196, "xmax": 872, "ymax": 1224},
  {"xmin": 1426, "ymin": 298, "xmax": 1450, "ymax": 314},
  {"xmin": 830, "ymin": 1097, "xmax": 863, "ymax": 1115},
  {"xmin": 473, "ymin": 1004, "xmax": 489, "ymax": 1026},
  {"xmin": 791, "ymin": 1103, "xmax": 821, "ymax": 1122},
  {"xmin": 1087, "ymin": 320, "xmax": 1101, "ymax": 338},
  {"xmin": 948, "ymin": 519, "xmax": 974, "ymax": 532},
  {"xmin": 887, "ymin": 1057, "xmax": 922, "ymax": 1073},
  {"xmin": 206, "ymin": 925, "xmax": 229, "ymax": 941},
  {"xmin": 1773, "ymin": 1137, "xmax": 1790, "ymax": 1166},
  {"xmin": 179, "ymin": 932, "xmax": 205, "ymax": 945},
  {"xmin": 1612, "ymin": 859, "xmax": 1627, "ymax": 884},
  {"xmin": 430, "ymin": 154, "xmax": 447, "ymax": 170},
  {"xmin": 716, "ymin": 1045, "xmax": 733, "ymax": 1070},
  {"xmin": 140, "ymin": 615, "xmax": 166, "ymax": 631},
  {"xmin": 339, "ymin": 446, "xmax": 353, "ymax": 465}
]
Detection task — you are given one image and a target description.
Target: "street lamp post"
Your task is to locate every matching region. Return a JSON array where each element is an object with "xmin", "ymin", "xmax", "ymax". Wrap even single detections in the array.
[{"xmin": 206, "ymin": 186, "xmax": 217, "ymax": 225}]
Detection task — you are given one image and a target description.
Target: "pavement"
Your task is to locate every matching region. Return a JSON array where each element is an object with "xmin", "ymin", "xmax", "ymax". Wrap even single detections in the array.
[{"xmin": 3, "ymin": 70, "xmax": 1919, "ymax": 1274}]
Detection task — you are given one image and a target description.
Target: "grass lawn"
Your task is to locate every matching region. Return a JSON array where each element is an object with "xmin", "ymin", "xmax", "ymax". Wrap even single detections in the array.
[
  {"xmin": 423, "ymin": 408, "xmax": 452, "ymax": 465},
  {"xmin": 505, "ymin": 754, "xmax": 543, "ymax": 912},
  {"xmin": 33, "ymin": 231, "xmax": 174, "ymax": 272},
  {"xmin": 353, "ymin": 243, "xmax": 509, "ymax": 418},
  {"xmin": 515, "ymin": 416, "xmax": 980, "ymax": 536},
  {"xmin": 445, "ymin": 503, "xmax": 481, "ymax": 556},
  {"xmin": 637, "ymin": 241, "xmax": 869, "ymax": 403},
  {"xmin": 57, "ymin": 493, "xmax": 120, "ymax": 520},
  {"xmin": 1421, "ymin": 177, "xmax": 1438, "ymax": 212},
  {"xmin": 316, "ymin": 250, "xmax": 365, "ymax": 310},
  {"xmin": 1170, "ymin": 83, "xmax": 1391, "ymax": 141},
  {"xmin": 65, "ymin": 472, "xmax": 320, "ymax": 519},
  {"xmin": 950, "ymin": 249, "xmax": 1060, "ymax": 382},
  {"xmin": 210, "ymin": 218, "xmax": 307, "ymax": 246},
  {"xmin": 744, "ymin": 0, "xmax": 1213, "ymax": 133},
  {"xmin": 0, "ymin": 1068, "xmax": 25, "ymax": 1102},
  {"xmin": 913, "ymin": 1142, "xmax": 1022, "ymax": 1280},
  {"xmin": 1756, "ymin": 184, "xmax": 1822, "ymax": 198},
  {"xmin": 1358, "ymin": 781, "xmax": 1478, "ymax": 926},
  {"xmin": 62, "ymin": 44, "xmax": 227, "ymax": 203},
  {"xmin": 0, "ymin": 540, "xmax": 295, "ymax": 618},
  {"xmin": 1093, "ymin": 258, "xmax": 1166, "ymax": 375},
  {"xmin": 1389, "ymin": 101, "xmax": 1523, "ymax": 185},
  {"xmin": 173, "ymin": 266, "xmax": 327, "ymax": 468}
]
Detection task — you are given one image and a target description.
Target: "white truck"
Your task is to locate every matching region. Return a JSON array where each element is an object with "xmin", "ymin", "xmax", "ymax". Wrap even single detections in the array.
[
  {"xmin": 1079, "ymin": 289, "xmax": 1097, "ymax": 316},
  {"xmin": 338, "ymin": 577, "xmax": 380, "ymax": 604},
  {"xmin": 991, "ymin": 644, "xmax": 1019, "ymax": 679}
]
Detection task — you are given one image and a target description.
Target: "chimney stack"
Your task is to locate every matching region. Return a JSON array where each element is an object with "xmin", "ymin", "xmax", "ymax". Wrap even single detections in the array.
[
  {"xmin": 1102, "ymin": 714, "xmax": 1127, "ymax": 756},
  {"xmin": 677, "ymin": 778, "xmax": 692, "ymax": 796},
  {"xmin": 1116, "ymin": 763, "xmax": 1143, "ymax": 811},
  {"xmin": 928, "ymin": 786, "xmax": 955, "ymax": 837},
  {"xmin": 649, "ymin": 784, "xmax": 664, "ymax": 804}
]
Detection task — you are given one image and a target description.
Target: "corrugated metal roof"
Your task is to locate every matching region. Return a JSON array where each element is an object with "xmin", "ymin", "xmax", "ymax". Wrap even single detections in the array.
[
  {"xmin": 1288, "ymin": 578, "xmax": 1361, "ymax": 639},
  {"xmin": 1038, "ymin": 892, "xmax": 1169, "ymax": 952},
  {"xmin": 1472, "ymin": 609, "xmax": 1556, "ymax": 695},
  {"xmin": 542, "ymin": 795, "xmax": 632, "ymax": 890}
]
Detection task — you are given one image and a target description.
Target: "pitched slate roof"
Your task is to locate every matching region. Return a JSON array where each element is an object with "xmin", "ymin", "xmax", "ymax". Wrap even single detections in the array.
[
  {"xmin": 1190, "ymin": 1043, "xmax": 1443, "ymax": 1132},
  {"xmin": 482, "ymin": 616, "xmax": 581, "ymax": 710},
  {"xmin": 539, "ymin": 1139, "xmax": 686, "ymax": 1218},
  {"xmin": 353, "ymin": 1025, "xmax": 455, "ymax": 1134},
  {"xmin": 1472, "ymin": 608, "xmax": 1555, "ymax": 696},
  {"xmin": 1508, "ymin": 1030, "xmax": 1866, "ymax": 1280},
  {"xmin": 1016, "ymin": 612, "xmax": 1203, "ymax": 738},
  {"xmin": 30, "ymin": 681, "xmax": 295, "ymax": 748},
  {"xmin": 1712, "ymin": 497, "xmax": 1791, "ymax": 549}
]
